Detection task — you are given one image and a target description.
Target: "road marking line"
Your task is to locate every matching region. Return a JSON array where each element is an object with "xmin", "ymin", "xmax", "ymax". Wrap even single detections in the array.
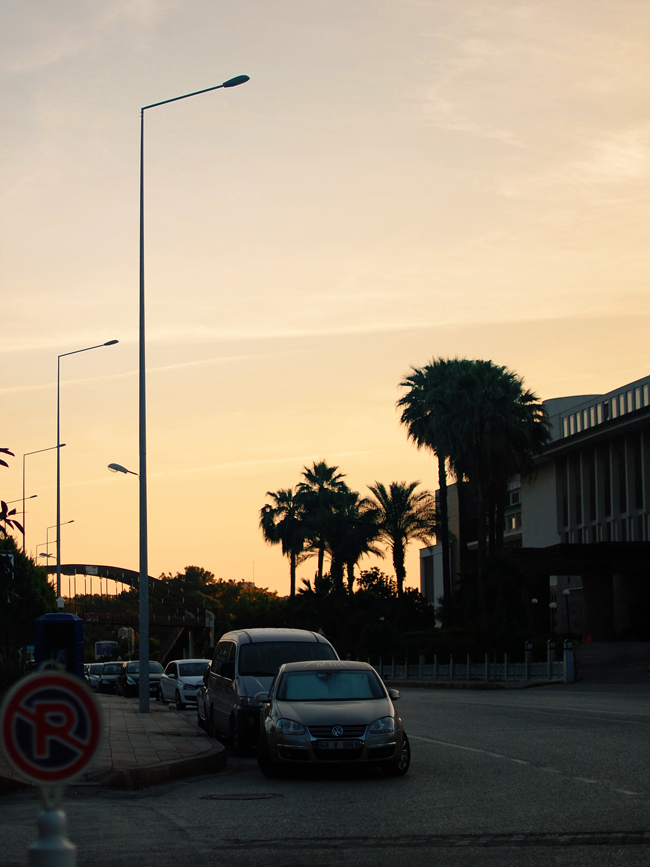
[{"xmin": 410, "ymin": 735, "xmax": 645, "ymax": 798}]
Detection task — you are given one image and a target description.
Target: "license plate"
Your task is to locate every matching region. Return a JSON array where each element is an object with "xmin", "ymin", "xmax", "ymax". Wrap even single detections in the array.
[{"xmin": 316, "ymin": 740, "xmax": 362, "ymax": 750}]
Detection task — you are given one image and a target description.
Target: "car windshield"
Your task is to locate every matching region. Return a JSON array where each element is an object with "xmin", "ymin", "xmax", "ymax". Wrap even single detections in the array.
[
  {"xmin": 103, "ymin": 664, "xmax": 121, "ymax": 674},
  {"xmin": 178, "ymin": 663, "xmax": 208, "ymax": 677},
  {"xmin": 89, "ymin": 664, "xmax": 103, "ymax": 674},
  {"xmin": 239, "ymin": 641, "xmax": 336, "ymax": 677},
  {"xmin": 125, "ymin": 662, "xmax": 163, "ymax": 673},
  {"xmin": 277, "ymin": 670, "xmax": 385, "ymax": 702}
]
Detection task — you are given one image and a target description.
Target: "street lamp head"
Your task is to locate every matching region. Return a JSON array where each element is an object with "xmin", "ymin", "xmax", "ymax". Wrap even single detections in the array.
[
  {"xmin": 223, "ymin": 75, "xmax": 250, "ymax": 88},
  {"xmin": 108, "ymin": 462, "xmax": 137, "ymax": 476},
  {"xmin": 531, "ymin": 598, "xmax": 538, "ymax": 604},
  {"xmin": 562, "ymin": 589, "xmax": 570, "ymax": 596},
  {"xmin": 104, "ymin": 340, "xmax": 119, "ymax": 346},
  {"xmin": 549, "ymin": 602, "xmax": 557, "ymax": 609}
]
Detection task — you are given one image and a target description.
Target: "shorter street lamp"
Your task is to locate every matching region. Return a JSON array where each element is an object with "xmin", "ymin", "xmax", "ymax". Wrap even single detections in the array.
[
  {"xmin": 23, "ymin": 444, "xmax": 64, "ymax": 552},
  {"xmin": 549, "ymin": 601, "xmax": 557, "ymax": 637}
]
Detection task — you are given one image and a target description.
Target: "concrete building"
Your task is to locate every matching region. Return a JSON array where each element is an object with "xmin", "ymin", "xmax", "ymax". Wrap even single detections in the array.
[{"xmin": 420, "ymin": 374, "xmax": 650, "ymax": 640}]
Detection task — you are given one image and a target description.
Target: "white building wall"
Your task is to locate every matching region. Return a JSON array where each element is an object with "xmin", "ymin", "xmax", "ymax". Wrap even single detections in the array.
[{"xmin": 521, "ymin": 461, "xmax": 561, "ymax": 548}]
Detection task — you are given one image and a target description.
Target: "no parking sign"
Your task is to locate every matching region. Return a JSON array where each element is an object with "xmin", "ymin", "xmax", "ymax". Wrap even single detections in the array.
[{"xmin": 1, "ymin": 670, "xmax": 102, "ymax": 785}]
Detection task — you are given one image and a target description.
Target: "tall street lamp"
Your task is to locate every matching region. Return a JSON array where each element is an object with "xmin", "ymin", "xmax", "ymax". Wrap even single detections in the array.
[
  {"xmin": 138, "ymin": 73, "xmax": 249, "ymax": 712},
  {"xmin": 23, "ymin": 444, "xmax": 64, "ymax": 553},
  {"xmin": 57, "ymin": 341, "xmax": 118, "ymax": 601}
]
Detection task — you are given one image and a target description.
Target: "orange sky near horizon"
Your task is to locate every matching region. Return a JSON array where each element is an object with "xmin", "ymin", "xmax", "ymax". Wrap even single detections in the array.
[{"xmin": 3, "ymin": 1, "xmax": 650, "ymax": 599}]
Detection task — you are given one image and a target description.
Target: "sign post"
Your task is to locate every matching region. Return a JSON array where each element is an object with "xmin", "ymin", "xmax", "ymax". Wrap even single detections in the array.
[{"xmin": 1, "ymin": 670, "xmax": 102, "ymax": 866}]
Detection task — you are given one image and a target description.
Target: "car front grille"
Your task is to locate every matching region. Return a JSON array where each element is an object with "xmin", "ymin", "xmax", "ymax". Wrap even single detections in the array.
[
  {"xmin": 308, "ymin": 725, "xmax": 367, "ymax": 739},
  {"xmin": 314, "ymin": 746, "xmax": 364, "ymax": 762}
]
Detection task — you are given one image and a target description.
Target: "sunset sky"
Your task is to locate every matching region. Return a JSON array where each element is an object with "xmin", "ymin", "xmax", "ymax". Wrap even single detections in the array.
[{"xmin": 3, "ymin": 1, "xmax": 650, "ymax": 598}]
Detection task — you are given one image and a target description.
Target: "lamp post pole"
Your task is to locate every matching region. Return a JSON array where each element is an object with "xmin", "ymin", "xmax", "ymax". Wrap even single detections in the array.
[
  {"xmin": 138, "ymin": 74, "xmax": 249, "ymax": 713},
  {"xmin": 23, "ymin": 445, "xmax": 63, "ymax": 553},
  {"xmin": 562, "ymin": 588, "xmax": 571, "ymax": 634},
  {"xmin": 57, "ymin": 341, "xmax": 118, "ymax": 601}
]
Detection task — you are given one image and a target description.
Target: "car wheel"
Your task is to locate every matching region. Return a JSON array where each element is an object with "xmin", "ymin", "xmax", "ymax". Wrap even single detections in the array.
[
  {"xmin": 383, "ymin": 733, "xmax": 410, "ymax": 777},
  {"xmin": 230, "ymin": 717, "xmax": 248, "ymax": 757},
  {"xmin": 256, "ymin": 733, "xmax": 280, "ymax": 778},
  {"xmin": 175, "ymin": 691, "xmax": 185, "ymax": 711},
  {"xmin": 208, "ymin": 709, "xmax": 218, "ymax": 740}
]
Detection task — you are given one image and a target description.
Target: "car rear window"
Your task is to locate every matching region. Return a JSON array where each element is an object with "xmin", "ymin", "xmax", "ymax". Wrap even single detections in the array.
[
  {"xmin": 238, "ymin": 641, "xmax": 336, "ymax": 677},
  {"xmin": 277, "ymin": 670, "xmax": 385, "ymax": 701}
]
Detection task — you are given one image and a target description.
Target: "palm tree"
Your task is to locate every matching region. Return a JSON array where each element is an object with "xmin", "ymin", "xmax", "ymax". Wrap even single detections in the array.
[
  {"xmin": 399, "ymin": 358, "xmax": 549, "ymax": 625},
  {"xmin": 259, "ymin": 488, "xmax": 305, "ymax": 597},
  {"xmin": 398, "ymin": 363, "xmax": 458, "ymax": 624},
  {"xmin": 368, "ymin": 481, "xmax": 437, "ymax": 597},
  {"xmin": 320, "ymin": 489, "xmax": 381, "ymax": 593},
  {"xmin": 297, "ymin": 461, "xmax": 348, "ymax": 583}
]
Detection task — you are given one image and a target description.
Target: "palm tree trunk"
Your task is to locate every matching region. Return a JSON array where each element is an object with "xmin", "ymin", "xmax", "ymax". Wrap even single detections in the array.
[
  {"xmin": 438, "ymin": 454, "xmax": 453, "ymax": 626},
  {"xmin": 317, "ymin": 543, "xmax": 325, "ymax": 582},
  {"xmin": 495, "ymin": 490, "xmax": 506, "ymax": 553},
  {"xmin": 346, "ymin": 561, "xmax": 355, "ymax": 593},
  {"xmin": 392, "ymin": 539, "xmax": 406, "ymax": 598},
  {"xmin": 476, "ymin": 493, "xmax": 488, "ymax": 628},
  {"xmin": 331, "ymin": 556, "xmax": 345, "ymax": 594},
  {"xmin": 290, "ymin": 550, "xmax": 296, "ymax": 598}
]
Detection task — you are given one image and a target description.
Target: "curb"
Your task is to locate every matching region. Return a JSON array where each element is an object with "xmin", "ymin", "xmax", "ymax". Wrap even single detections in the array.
[
  {"xmin": 86, "ymin": 741, "xmax": 227, "ymax": 790},
  {"xmin": 384, "ymin": 679, "xmax": 566, "ymax": 691}
]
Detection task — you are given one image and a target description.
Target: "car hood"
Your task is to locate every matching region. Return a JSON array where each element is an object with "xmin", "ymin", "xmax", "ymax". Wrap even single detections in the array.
[
  {"xmin": 238, "ymin": 674, "xmax": 274, "ymax": 697},
  {"xmin": 179, "ymin": 676, "xmax": 204, "ymax": 686},
  {"xmin": 129, "ymin": 672, "xmax": 163, "ymax": 681},
  {"xmin": 276, "ymin": 698, "xmax": 394, "ymax": 726}
]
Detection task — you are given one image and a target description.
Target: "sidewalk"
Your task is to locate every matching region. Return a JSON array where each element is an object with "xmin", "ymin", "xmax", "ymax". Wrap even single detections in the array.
[{"xmin": 0, "ymin": 695, "xmax": 226, "ymax": 793}]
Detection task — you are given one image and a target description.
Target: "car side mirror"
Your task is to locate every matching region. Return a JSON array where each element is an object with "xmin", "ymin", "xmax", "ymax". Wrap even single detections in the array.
[
  {"xmin": 254, "ymin": 691, "xmax": 270, "ymax": 704},
  {"xmin": 168, "ymin": 673, "xmax": 176, "ymax": 679},
  {"xmin": 388, "ymin": 688, "xmax": 401, "ymax": 701}
]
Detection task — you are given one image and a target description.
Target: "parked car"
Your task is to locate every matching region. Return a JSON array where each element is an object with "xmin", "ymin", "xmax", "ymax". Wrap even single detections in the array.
[
  {"xmin": 97, "ymin": 661, "xmax": 123, "ymax": 694},
  {"xmin": 85, "ymin": 662, "xmax": 104, "ymax": 691},
  {"xmin": 116, "ymin": 660, "xmax": 165, "ymax": 698},
  {"xmin": 256, "ymin": 660, "xmax": 410, "ymax": 777},
  {"xmin": 205, "ymin": 628, "xmax": 339, "ymax": 755},
  {"xmin": 158, "ymin": 658, "xmax": 211, "ymax": 709},
  {"xmin": 196, "ymin": 666, "xmax": 210, "ymax": 729}
]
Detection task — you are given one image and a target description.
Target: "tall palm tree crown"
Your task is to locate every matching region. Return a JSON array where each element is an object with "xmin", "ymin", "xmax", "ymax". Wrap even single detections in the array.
[
  {"xmin": 368, "ymin": 481, "xmax": 437, "ymax": 597},
  {"xmin": 297, "ymin": 461, "xmax": 348, "ymax": 583},
  {"xmin": 259, "ymin": 488, "xmax": 305, "ymax": 597}
]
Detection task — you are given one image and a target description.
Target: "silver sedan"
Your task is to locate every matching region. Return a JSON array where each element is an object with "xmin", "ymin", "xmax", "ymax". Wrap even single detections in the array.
[{"xmin": 256, "ymin": 660, "xmax": 410, "ymax": 777}]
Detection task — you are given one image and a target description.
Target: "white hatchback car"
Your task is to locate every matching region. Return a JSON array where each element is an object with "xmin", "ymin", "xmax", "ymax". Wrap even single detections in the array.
[{"xmin": 158, "ymin": 658, "xmax": 211, "ymax": 709}]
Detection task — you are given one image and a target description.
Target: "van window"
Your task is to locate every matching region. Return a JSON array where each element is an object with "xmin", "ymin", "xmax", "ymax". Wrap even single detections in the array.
[
  {"xmin": 238, "ymin": 641, "xmax": 336, "ymax": 677},
  {"xmin": 211, "ymin": 641, "xmax": 235, "ymax": 674}
]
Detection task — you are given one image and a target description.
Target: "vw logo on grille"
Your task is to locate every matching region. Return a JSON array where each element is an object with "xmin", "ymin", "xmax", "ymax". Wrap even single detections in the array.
[{"xmin": 331, "ymin": 725, "xmax": 344, "ymax": 737}]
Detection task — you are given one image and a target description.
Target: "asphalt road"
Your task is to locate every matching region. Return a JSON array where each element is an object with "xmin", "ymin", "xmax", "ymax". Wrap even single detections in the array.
[{"xmin": 3, "ymin": 683, "xmax": 650, "ymax": 867}]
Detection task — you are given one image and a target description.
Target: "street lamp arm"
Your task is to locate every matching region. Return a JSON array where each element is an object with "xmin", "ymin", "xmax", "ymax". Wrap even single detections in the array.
[
  {"xmin": 58, "ymin": 340, "xmax": 119, "ymax": 360},
  {"xmin": 142, "ymin": 75, "xmax": 249, "ymax": 112}
]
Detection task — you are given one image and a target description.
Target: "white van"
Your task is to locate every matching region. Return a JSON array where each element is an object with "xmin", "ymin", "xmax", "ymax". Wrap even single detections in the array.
[{"xmin": 205, "ymin": 628, "xmax": 338, "ymax": 754}]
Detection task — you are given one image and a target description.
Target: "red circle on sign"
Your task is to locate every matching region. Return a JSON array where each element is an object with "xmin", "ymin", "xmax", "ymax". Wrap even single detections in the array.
[{"xmin": 1, "ymin": 671, "xmax": 102, "ymax": 784}]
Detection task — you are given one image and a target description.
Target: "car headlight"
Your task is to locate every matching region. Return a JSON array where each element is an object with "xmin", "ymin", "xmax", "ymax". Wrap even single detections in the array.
[
  {"xmin": 276, "ymin": 718, "xmax": 306, "ymax": 735},
  {"xmin": 369, "ymin": 716, "xmax": 395, "ymax": 733},
  {"xmin": 183, "ymin": 683, "xmax": 196, "ymax": 691}
]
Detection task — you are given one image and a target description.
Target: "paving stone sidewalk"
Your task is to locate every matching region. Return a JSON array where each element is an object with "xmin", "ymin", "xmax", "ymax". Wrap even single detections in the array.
[{"xmin": 0, "ymin": 695, "xmax": 225, "ymax": 792}]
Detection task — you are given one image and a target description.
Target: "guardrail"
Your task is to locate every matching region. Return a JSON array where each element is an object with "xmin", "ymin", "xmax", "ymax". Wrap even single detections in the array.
[{"xmin": 372, "ymin": 640, "xmax": 576, "ymax": 684}]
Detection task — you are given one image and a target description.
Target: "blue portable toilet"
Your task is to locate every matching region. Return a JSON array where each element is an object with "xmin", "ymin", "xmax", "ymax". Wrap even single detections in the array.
[{"xmin": 34, "ymin": 613, "xmax": 85, "ymax": 679}]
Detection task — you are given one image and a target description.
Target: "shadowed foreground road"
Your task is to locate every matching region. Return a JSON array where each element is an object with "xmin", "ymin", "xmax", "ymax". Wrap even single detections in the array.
[{"xmin": 3, "ymin": 683, "xmax": 650, "ymax": 867}]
